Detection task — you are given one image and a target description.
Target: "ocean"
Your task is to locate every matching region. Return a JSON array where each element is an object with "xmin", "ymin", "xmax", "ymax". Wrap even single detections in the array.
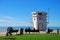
[
  {"xmin": 0, "ymin": 26, "xmax": 60, "ymax": 30},
  {"xmin": 0, "ymin": 26, "xmax": 33, "ymax": 30}
]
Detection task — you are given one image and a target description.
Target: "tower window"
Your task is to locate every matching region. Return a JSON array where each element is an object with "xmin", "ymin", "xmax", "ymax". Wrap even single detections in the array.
[
  {"xmin": 34, "ymin": 18, "xmax": 36, "ymax": 20},
  {"xmin": 38, "ymin": 13, "xmax": 42, "ymax": 15},
  {"xmin": 33, "ymin": 13, "xmax": 36, "ymax": 15}
]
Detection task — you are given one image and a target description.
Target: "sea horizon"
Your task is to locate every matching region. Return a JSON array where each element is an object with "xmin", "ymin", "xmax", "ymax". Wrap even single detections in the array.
[{"xmin": 0, "ymin": 26, "xmax": 60, "ymax": 30}]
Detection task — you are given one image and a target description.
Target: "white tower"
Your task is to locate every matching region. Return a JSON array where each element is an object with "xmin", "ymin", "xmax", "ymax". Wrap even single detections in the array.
[{"xmin": 32, "ymin": 12, "xmax": 47, "ymax": 31}]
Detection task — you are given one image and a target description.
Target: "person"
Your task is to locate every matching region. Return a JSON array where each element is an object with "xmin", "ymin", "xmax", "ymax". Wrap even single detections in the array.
[
  {"xmin": 20, "ymin": 28, "xmax": 23, "ymax": 35},
  {"xmin": 47, "ymin": 28, "xmax": 53, "ymax": 34},
  {"xmin": 6, "ymin": 27, "xmax": 13, "ymax": 36}
]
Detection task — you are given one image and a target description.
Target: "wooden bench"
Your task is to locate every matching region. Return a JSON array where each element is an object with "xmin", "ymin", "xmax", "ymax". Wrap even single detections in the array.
[
  {"xmin": 25, "ymin": 28, "xmax": 39, "ymax": 34},
  {"xmin": 10, "ymin": 30, "xmax": 18, "ymax": 34}
]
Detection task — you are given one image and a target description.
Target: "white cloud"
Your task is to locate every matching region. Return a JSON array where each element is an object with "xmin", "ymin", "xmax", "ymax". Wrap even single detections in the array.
[
  {"xmin": 0, "ymin": 24, "xmax": 20, "ymax": 26},
  {"xmin": 0, "ymin": 16, "xmax": 15, "ymax": 23},
  {"xmin": 1, "ymin": 16, "xmax": 15, "ymax": 20},
  {"xmin": 0, "ymin": 19, "xmax": 13, "ymax": 22},
  {"xmin": 47, "ymin": 21, "xmax": 60, "ymax": 27},
  {"xmin": 0, "ymin": 16, "xmax": 20, "ymax": 26},
  {"xmin": 0, "ymin": 19, "xmax": 6, "ymax": 22},
  {"xmin": 0, "ymin": 16, "xmax": 32, "ymax": 26}
]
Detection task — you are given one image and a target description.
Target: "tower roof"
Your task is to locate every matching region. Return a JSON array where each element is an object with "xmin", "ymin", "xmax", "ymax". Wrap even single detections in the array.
[{"xmin": 32, "ymin": 12, "xmax": 47, "ymax": 15}]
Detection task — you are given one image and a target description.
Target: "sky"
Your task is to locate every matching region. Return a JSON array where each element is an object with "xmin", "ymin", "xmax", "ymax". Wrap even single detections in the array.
[{"xmin": 0, "ymin": 0, "xmax": 60, "ymax": 27}]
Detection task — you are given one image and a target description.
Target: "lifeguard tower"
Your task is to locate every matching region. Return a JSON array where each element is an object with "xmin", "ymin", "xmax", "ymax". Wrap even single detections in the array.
[{"xmin": 32, "ymin": 12, "xmax": 47, "ymax": 31}]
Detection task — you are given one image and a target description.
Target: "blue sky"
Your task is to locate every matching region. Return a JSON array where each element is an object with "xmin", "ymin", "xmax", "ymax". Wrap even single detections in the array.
[{"xmin": 0, "ymin": 0, "xmax": 60, "ymax": 26}]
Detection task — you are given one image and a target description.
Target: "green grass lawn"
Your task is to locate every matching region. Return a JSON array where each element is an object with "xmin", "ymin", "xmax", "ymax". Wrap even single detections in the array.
[{"xmin": 0, "ymin": 34, "xmax": 60, "ymax": 40}]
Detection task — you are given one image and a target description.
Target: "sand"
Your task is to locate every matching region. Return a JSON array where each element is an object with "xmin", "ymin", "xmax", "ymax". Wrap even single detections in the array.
[
  {"xmin": 0, "ymin": 30, "xmax": 60, "ymax": 36},
  {"xmin": 0, "ymin": 30, "xmax": 21, "ymax": 36},
  {"xmin": 0, "ymin": 30, "xmax": 7, "ymax": 36}
]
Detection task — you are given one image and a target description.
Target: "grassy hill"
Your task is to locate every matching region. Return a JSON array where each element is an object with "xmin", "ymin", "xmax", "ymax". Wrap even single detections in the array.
[{"xmin": 0, "ymin": 34, "xmax": 60, "ymax": 40}]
